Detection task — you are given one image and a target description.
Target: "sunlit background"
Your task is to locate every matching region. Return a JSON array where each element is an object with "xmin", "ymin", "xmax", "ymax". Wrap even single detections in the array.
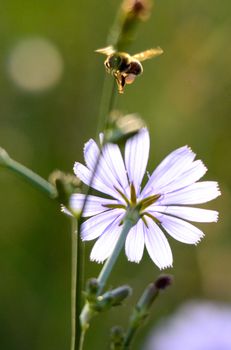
[{"xmin": 0, "ymin": 1, "xmax": 230, "ymax": 349}]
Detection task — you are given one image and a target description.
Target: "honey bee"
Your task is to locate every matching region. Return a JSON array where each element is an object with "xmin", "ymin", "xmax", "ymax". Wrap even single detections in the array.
[{"xmin": 95, "ymin": 45, "xmax": 163, "ymax": 94}]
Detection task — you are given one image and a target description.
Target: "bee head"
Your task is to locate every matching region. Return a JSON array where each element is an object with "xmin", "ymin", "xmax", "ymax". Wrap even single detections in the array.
[{"xmin": 105, "ymin": 53, "xmax": 130, "ymax": 72}]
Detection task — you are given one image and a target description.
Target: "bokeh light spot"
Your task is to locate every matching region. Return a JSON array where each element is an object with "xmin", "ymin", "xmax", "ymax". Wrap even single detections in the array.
[{"xmin": 7, "ymin": 37, "xmax": 63, "ymax": 92}]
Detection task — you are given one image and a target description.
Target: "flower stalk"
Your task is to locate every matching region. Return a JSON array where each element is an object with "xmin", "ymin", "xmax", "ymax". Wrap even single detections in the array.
[
  {"xmin": 79, "ymin": 208, "xmax": 139, "ymax": 348},
  {"xmin": 71, "ymin": 217, "xmax": 85, "ymax": 350},
  {"xmin": 0, "ymin": 147, "xmax": 57, "ymax": 199},
  {"xmin": 123, "ymin": 275, "xmax": 173, "ymax": 349},
  {"xmin": 97, "ymin": 208, "xmax": 139, "ymax": 294}
]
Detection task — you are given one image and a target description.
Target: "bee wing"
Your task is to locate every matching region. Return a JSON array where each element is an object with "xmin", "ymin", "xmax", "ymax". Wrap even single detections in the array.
[
  {"xmin": 132, "ymin": 47, "xmax": 163, "ymax": 62},
  {"xmin": 95, "ymin": 45, "xmax": 115, "ymax": 56}
]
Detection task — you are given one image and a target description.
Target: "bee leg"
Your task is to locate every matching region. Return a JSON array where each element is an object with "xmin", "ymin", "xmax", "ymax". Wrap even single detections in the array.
[{"xmin": 114, "ymin": 72, "xmax": 125, "ymax": 94}]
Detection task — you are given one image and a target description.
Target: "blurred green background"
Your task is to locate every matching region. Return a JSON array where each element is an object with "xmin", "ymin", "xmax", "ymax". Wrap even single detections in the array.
[{"xmin": 0, "ymin": 0, "xmax": 230, "ymax": 349}]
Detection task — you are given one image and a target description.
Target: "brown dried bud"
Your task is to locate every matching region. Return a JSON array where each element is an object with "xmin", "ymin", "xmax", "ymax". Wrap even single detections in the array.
[
  {"xmin": 155, "ymin": 275, "xmax": 174, "ymax": 290},
  {"xmin": 122, "ymin": 0, "xmax": 152, "ymax": 21}
]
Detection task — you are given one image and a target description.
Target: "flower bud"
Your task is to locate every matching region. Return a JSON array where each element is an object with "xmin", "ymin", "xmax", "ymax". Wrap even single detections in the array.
[
  {"xmin": 137, "ymin": 274, "xmax": 173, "ymax": 313},
  {"xmin": 105, "ymin": 111, "xmax": 145, "ymax": 145},
  {"xmin": 155, "ymin": 274, "xmax": 173, "ymax": 290},
  {"xmin": 94, "ymin": 285, "xmax": 132, "ymax": 312},
  {"xmin": 122, "ymin": 0, "xmax": 152, "ymax": 21},
  {"xmin": 128, "ymin": 274, "xmax": 173, "ymax": 328},
  {"xmin": 49, "ymin": 170, "xmax": 81, "ymax": 206},
  {"xmin": 110, "ymin": 326, "xmax": 125, "ymax": 350},
  {"xmin": 109, "ymin": 0, "xmax": 153, "ymax": 50},
  {"xmin": 85, "ymin": 278, "xmax": 100, "ymax": 303}
]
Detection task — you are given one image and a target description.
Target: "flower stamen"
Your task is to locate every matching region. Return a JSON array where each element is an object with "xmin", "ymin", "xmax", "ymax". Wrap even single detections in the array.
[
  {"xmin": 139, "ymin": 194, "xmax": 161, "ymax": 210},
  {"xmin": 142, "ymin": 211, "xmax": 161, "ymax": 225},
  {"xmin": 130, "ymin": 182, "xmax": 137, "ymax": 205},
  {"xmin": 114, "ymin": 186, "xmax": 130, "ymax": 205},
  {"xmin": 103, "ymin": 203, "xmax": 126, "ymax": 210}
]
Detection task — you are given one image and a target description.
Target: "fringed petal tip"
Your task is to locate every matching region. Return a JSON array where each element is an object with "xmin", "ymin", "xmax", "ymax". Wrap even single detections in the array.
[
  {"xmin": 73, "ymin": 161, "xmax": 79, "ymax": 176},
  {"xmin": 90, "ymin": 255, "xmax": 105, "ymax": 264},
  {"xmin": 127, "ymin": 257, "xmax": 141, "ymax": 264},
  {"xmin": 194, "ymin": 234, "xmax": 205, "ymax": 246},
  {"xmin": 214, "ymin": 211, "xmax": 219, "ymax": 222},
  {"xmin": 183, "ymin": 145, "xmax": 192, "ymax": 151},
  {"xmin": 159, "ymin": 262, "xmax": 173, "ymax": 270},
  {"xmin": 197, "ymin": 159, "xmax": 208, "ymax": 173},
  {"xmin": 83, "ymin": 138, "xmax": 94, "ymax": 154},
  {"xmin": 211, "ymin": 181, "xmax": 222, "ymax": 201},
  {"xmin": 180, "ymin": 145, "xmax": 195, "ymax": 156},
  {"xmin": 206, "ymin": 210, "xmax": 219, "ymax": 223},
  {"xmin": 216, "ymin": 182, "xmax": 222, "ymax": 197}
]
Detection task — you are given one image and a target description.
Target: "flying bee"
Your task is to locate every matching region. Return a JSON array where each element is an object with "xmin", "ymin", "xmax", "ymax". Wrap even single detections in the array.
[{"xmin": 95, "ymin": 45, "xmax": 163, "ymax": 94}]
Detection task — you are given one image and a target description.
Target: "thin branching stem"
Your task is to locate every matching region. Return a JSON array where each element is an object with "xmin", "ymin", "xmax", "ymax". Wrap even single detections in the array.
[
  {"xmin": 71, "ymin": 218, "xmax": 77, "ymax": 350},
  {"xmin": 96, "ymin": 217, "xmax": 134, "ymax": 295},
  {"xmin": 79, "ymin": 210, "xmax": 138, "ymax": 348},
  {"xmin": 71, "ymin": 217, "xmax": 84, "ymax": 350},
  {"xmin": 75, "ymin": 81, "xmax": 118, "ymax": 349},
  {"xmin": 1, "ymin": 154, "xmax": 57, "ymax": 198}
]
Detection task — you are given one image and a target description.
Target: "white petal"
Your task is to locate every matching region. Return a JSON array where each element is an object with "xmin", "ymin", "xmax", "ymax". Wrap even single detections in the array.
[
  {"xmin": 157, "ymin": 181, "xmax": 221, "ymax": 205},
  {"xmin": 142, "ymin": 146, "xmax": 195, "ymax": 196},
  {"xmin": 69, "ymin": 193, "xmax": 119, "ymax": 217},
  {"xmin": 84, "ymin": 139, "xmax": 99, "ymax": 171},
  {"xmin": 83, "ymin": 139, "xmax": 127, "ymax": 194},
  {"xmin": 102, "ymin": 142, "xmax": 129, "ymax": 193},
  {"xmin": 144, "ymin": 216, "xmax": 173, "ymax": 269},
  {"xmin": 125, "ymin": 128, "xmax": 150, "ymax": 194},
  {"xmin": 90, "ymin": 215, "xmax": 123, "ymax": 263},
  {"xmin": 125, "ymin": 219, "xmax": 145, "ymax": 263},
  {"xmin": 74, "ymin": 162, "xmax": 119, "ymax": 198},
  {"xmin": 148, "ymin": 205, "xmax": 218, "ymax": 223},
  {"xmin": 156, "ymin": 160, "xmax": 207, "ymax": 194},
  {"xmin": 156, "ymin": 213, "xmax": 204, "ymax": 244},
  {"xmin": 81, "ymin": 208, "xmax": 124, "ymax": 241}
]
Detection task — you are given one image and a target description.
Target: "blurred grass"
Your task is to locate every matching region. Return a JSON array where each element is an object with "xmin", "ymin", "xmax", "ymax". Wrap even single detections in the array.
[{"xmin": 0, "ymin": 0, "xmax": 230, "ymax": 349}]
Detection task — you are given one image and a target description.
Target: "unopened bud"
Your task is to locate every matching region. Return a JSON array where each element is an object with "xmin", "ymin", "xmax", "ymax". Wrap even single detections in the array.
[
  {"xmin": 109, "ymin": 0, "xmax": 153, "ymax": 50},
  {"xmin": 85, "ymin": 278, "xmax": 100, "ymax": 303},
  {"xmin": 122, "ymin": 0, "xmax": 152, "ymax": 21},
  {"xmin": 129, "ymin": 274, "xmax": 173, "ymax": 326},
  {"xmin": 49, "ymin": 170, "xmax": 81, "ymax": 206},
  {"xmin": 137, "ymin": 274, "xmax": 173, "ymax": 312},
  {"xmin": 94, "ymin": 285, "xmax": 132, "ymax": 312},
  {"xmin": 155, "ymin": 274, "xmax": 173, "ymax": 290},
  {"xmin": 110, "ymin": 326, "xmax": 125, "ymax": 350}
]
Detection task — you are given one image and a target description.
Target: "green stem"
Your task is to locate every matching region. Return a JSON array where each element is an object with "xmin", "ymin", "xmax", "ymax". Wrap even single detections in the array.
[
  {"xmin": 79, "ymin": 76, "xmax": 117, "ymax": 228},
  {"xmin": 71, "ymin": 217, "xmax": 84, "ymax": 350},
  {"xmin": 123, "ymin": 328, "xmax": 136, "ymax": 349},
  {"xmin": 79, "ymin": 210, "xmax": 138, "ymax": 344},
  {"xmin": 123, "ymin": 275, "xmax": 173, "ymax": 349},
  {"xmin": 73, "ymin": 51, "xmax": 118, "ymax": 350},
  {"xmin": 96, "ymin": 76, "xmax": 117, "ymax": 139},
  {"xmin": 2, "ymin": 155, "xmax": 57, "ymax": 198},
  {"xmin": 76, "ymin": 219, "xmax": 84, "ymax": 350},
  {"xmin": 71, "ymin": 218, "xmax": 77, "ymax": 350},
  {"xmin": 97, "ymin": 217, "xmax": 134, "ymax": 295}
]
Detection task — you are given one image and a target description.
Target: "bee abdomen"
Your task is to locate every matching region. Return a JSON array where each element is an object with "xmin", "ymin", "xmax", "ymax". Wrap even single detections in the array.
[{"xmin": 126, "ymin": 61, "xmax": 143, "ymax": 75}]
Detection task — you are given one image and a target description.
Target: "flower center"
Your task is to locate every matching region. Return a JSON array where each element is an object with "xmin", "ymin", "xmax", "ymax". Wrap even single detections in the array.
[{"xmin": 103, "ymin": 183, "xmax": 161, "ymax": 215}]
